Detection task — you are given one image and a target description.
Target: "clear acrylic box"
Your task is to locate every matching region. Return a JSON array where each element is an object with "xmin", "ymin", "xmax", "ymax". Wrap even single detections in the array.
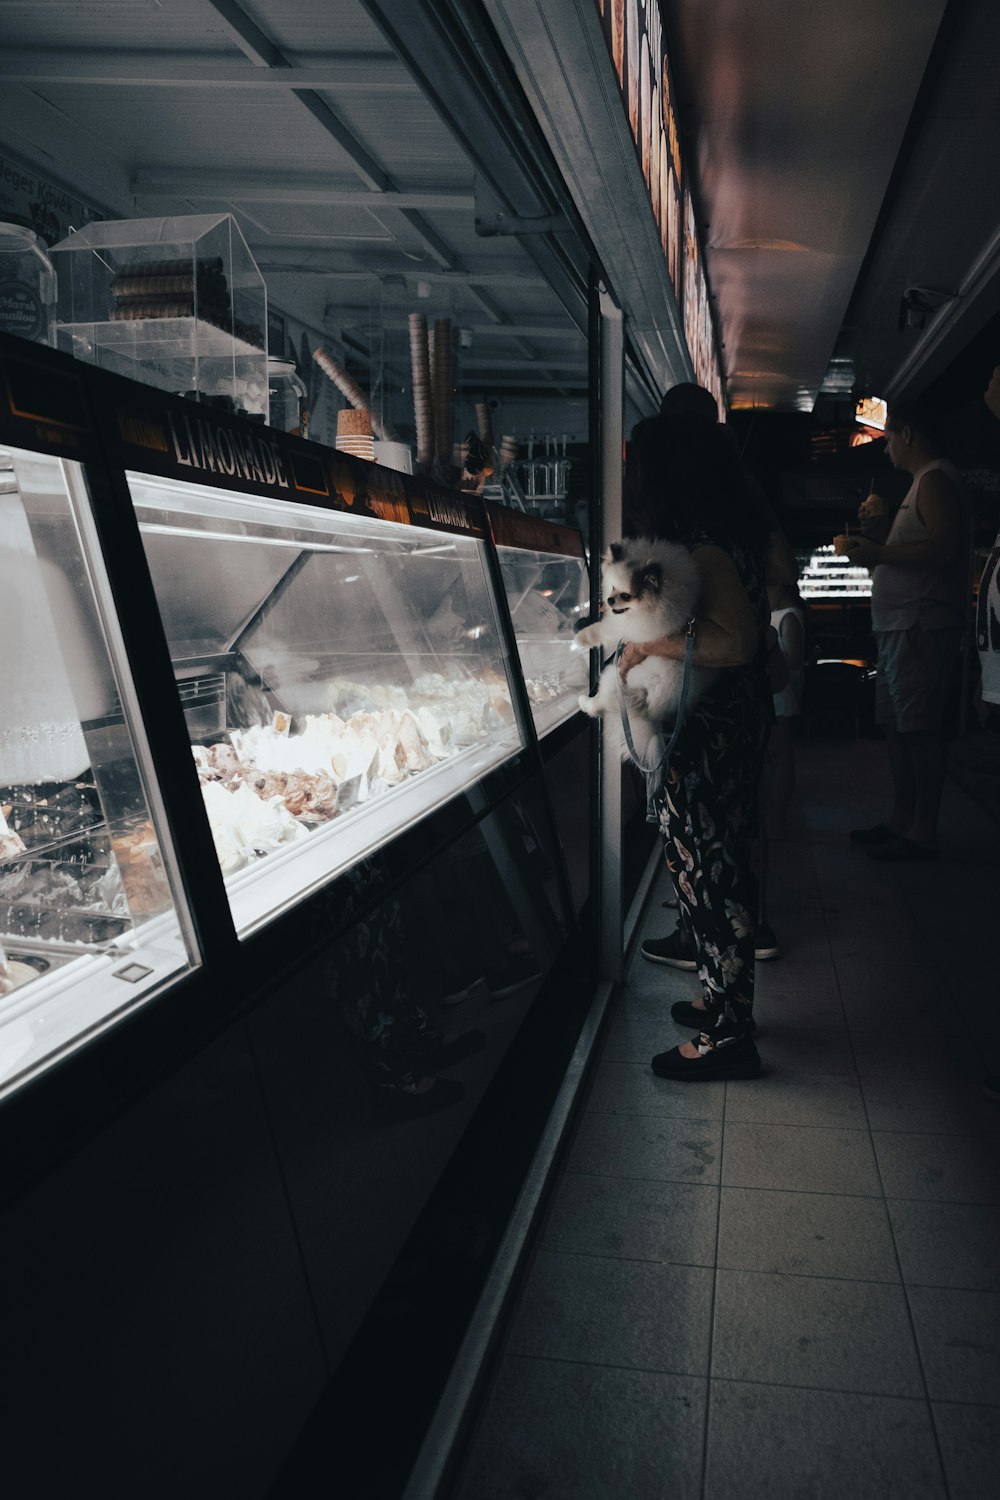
[{"xmin": 50, "ymin": 214, "xmax": 268, "ymax": 419}]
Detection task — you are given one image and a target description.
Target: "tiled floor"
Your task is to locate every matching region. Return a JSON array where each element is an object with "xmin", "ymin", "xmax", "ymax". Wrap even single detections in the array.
[{"xmin": 452, "ymin": 739, "xmax": 1000, "ymax": 1499}]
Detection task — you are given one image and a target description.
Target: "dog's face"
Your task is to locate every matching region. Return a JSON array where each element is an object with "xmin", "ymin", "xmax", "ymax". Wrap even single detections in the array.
[{"xmin": 602, "ymin": 541, "xmax": 663, "ymax": 622}]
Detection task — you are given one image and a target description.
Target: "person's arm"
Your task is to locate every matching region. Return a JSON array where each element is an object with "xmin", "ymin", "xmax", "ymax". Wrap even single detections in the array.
[
  {"xmin": 619, "ymin": 545, "xmax": 759, "ymax": 674},
  {"xmin": 777, "ymin": 609, "xmax": 805, "ymax": 672},
  {"xmin": 836, "ymin": 470, "xmax": 960, "ymax": 569},
  {"xmin": 858, "ymin": 492, "xmax": 891, "ymax": 543}
]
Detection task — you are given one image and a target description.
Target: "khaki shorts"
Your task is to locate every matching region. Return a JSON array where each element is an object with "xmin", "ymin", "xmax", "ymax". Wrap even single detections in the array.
[{"xmin": 874, "ymin": 624, "xmax": 961, "ymax": 733}]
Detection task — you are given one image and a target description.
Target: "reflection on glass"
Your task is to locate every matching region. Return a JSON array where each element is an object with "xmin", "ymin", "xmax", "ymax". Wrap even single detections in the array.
[
  {"xmin": 128, "ymin": 473, "xmax": 524, "ymax": 935},
  {"xmin": 496, "ymin": 545, "xmax": 591, "ymax": 736},
  {"xmin": 0, "ymin": 446, "xmax": 194, "ymax": 1096}
]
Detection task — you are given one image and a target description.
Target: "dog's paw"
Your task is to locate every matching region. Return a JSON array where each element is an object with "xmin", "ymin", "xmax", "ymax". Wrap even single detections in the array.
[
  {"xmin": 577, "ymin": 693, "xmax": 600, "ymax": 717},
  {"xmin": 574, "ymin": 622, "xmax": 602, "ymax": 649}
]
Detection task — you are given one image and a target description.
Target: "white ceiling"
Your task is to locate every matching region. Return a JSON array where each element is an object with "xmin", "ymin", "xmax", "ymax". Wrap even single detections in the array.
[
  {"xmin": 668, "ymin": 0, "xmax": 1000, "ymax": 409},
  {"xmin": 0, "ymin": 0, "xmax": 590, "ymax": 401},
  {"xmin": 1, "ymin": 0, "xmax": 997, "ymax": 415}
]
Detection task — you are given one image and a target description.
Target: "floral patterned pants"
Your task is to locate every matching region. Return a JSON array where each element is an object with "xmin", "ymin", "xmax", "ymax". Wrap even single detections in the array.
[{"xmin": 657, "ymin": 693, "xmax": 768, "ymax": 1046}]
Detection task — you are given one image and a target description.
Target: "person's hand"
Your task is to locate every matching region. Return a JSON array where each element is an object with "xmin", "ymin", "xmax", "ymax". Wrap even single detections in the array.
[
  {"xmin": 834, "ymin": 533, "xmax": 879, "ymax": 567},
  {"xmin": 619, "ymin": 642, "xmax": 648, "ymax": 676},
  {"xmin": 858, "ymin": 491, "xmax": 886, "ymax": 525}
]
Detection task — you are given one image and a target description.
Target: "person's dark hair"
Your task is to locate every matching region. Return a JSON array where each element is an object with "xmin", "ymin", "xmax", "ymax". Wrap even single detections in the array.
[
  {"xmin": 884, "ymin": 398, "xmax": 947, "ymax": 451},
  {"xmin": 659, "ymin": 382, "xmax": 720, "ymax": 422},
  {"xmin": 624, "ymin": 411, "xmax": 769, "ymax": 556}
]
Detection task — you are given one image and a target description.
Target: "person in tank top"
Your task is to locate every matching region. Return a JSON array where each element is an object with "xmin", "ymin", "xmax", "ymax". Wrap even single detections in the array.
[{"xmin": 834, "ymin": 399, "xmax": 970, "ymax": 860}]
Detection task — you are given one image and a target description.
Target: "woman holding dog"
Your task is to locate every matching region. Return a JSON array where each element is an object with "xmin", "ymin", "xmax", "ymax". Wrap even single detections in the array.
[{"xmin": 622, "ymin": 391, "xmax": 772, "ymax": 1080}]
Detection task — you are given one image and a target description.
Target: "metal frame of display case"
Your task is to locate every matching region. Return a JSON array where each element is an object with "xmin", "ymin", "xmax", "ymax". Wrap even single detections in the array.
[{"xmin": 0, "ymin": 329, "xmax": 596, "ymax": 1198}]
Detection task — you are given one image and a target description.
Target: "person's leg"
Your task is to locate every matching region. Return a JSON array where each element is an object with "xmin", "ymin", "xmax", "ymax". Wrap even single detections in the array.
[
  {"xmin": 883, "ymin": 723, "xmax": 916, "ymax": 834},
  {"xmin": 766, "ymin": 715, "xmax": 796, "ymax": 839},
  {"xmin": 664, "ymin": 767, "xmax": 757, "ymax": 1044},
  {"xmin": 902, "ymin": 728, "xmax": 947, "ymax": 847}
]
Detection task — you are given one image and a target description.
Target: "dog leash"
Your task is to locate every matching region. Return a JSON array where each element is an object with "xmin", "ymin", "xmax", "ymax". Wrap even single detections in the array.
[{"xmin": 614, "ymin": 618, "xmax": 697, "ymax": 820}]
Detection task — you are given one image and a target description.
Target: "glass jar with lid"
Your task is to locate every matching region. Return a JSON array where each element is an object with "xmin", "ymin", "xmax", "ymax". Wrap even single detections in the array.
[
  {"xmin": 267, "ymin": 357, "xmax": 309, "ymax": 437},
  {"xmin": 0, "ymin": 215, "xmax": 57, "ymax": 345}
]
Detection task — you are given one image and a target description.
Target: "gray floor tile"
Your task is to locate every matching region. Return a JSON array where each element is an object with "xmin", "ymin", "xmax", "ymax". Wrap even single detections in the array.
[
  {"xmin": 567, "ymin": 1110, "xmax": 722, "ymax": 1183},
  {"xmin": 603, "ymin": 1009, "xmax": 692, "ymax": 1064},
  {"xmin": 705, "ymin": 1381, "xmax": 946, "ymax": 1499},
  {"xmin": 586, "ymin": 1059, "xmax": 725, "ymax": 1119},
  {"xmin": 727, "ymin": 1070, "xmax": 866, "ymax": 1130},
  {"xmin": 454, "ymin": 1356, "xmax": 705, "ymax": 1500},
  {"xmin": 752, "ymin": 1025, "xmax": 857, "ymax": 1076},
  {"xmin": 506, "ymin": 1249, "xmax": 713, "ymax": 1374},
  {"xmin": 717, "ymin": 1188, "xmax": 899, "ymax": 1282},
  {"xmin": 932, "ymin": 1402, "xmax": 1000, "ymax": 1500},
  {"xmin": 711, "ymin": 1268, "xmax": 923, "ymax": 1396},
  {"xmin": 873, "ymin": 1131, "xmax": 1000, "ymax": 1204},
  {"xmin": 722, "ymin": 1121, "xmax": 881, "ymax": 1196},
  {"xmin": 756, "ymin": 930, "xmax": 835, "ymax": 966},
  {"xmin": 838, "ymin": 961, "xmax": 937, "ymax": 1031},
  {"xmin": 543, "ymin": 1173, "xmax": 718, "ymax": 1266},
  {"xmin": 888, "ymin": 1199, "xmax": 1000, "ymax": 1290},
  {"xmin": 908, "ymin": 1286, "xmax": 1000, "ymax": 1404},
  {"xmin": 860, "ymin": 1070, "xmax": 1000, "ymax": 1136},
  {"xmin": 752, "ymin": 963, "xmax": 846, "ymax": 1030}
]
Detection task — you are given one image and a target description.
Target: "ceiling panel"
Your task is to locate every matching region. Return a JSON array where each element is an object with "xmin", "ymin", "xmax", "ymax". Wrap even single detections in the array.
[
  {"xmin": 669, "ymin": 0, "xmax": 947, "ymax": 409},
  {"xmin": 238, "ymin": 0, "xmax": 390, "ymax": 54},
  {"xmin": 0, "ymin": 0, "xmax": 224, "ymax": 50},
  {"xmin": 823, "ymin": 0, "xmax": 1000, "ymax": 401}
]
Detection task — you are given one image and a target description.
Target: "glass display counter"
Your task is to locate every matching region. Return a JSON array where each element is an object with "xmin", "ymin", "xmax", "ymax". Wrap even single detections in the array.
[
  {"xmin": 128, "ymin": 472, "xmax": 524, "ymax": 936},
  {"xmin": 489, "ymin": 506, "xmax": 590, "ymax": 737},
  {"xmin": 0, "ymin": 445, "xmax": 196, "ymax": 1097}
]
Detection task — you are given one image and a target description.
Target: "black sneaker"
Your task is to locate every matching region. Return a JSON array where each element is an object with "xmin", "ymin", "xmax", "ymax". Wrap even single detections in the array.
[
  {"xmin": 651, "ymin": 1038, "xmax": 761, "ymax": 1081},
  {"xmin": 754, "ymin": 924, "xmax": 780, "ymax": 961},
  {"xmin": 640, "ymin": 931, "xmax": 697, "ymax": 970},
  {"xmin": 670, "ymin": 999, "xmax": 757, "ymax": 1036}
]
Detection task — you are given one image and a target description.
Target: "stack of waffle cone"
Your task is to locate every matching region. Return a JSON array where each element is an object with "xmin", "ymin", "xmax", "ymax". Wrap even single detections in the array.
[
  {"xmin": 408, "ymin": 313, "xmax": 433, "ymax": 465},
  {"xmin": 432, "ymin": 318, "xmax": 452, "ymax": 463},
  {"xmin": 499, "ymin": 434, "xmax": 518, "ymax": 475},
  {"xmin": 335, "ymin": 407, "xmax": 374, "ymax": 462},
  {"xmin": 313, "ymin": 348, "xmax": 397, "ymax": 443}
]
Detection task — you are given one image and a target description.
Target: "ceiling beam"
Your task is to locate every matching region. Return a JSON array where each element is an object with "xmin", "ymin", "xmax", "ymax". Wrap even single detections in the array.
[
  {"xmin": 203, "ymin": 0, "xmax": 281, "ymax": 67},
  {"xmin": 259, "ymin": 258, "xmax": 548, "ymax": 287},
  {"xmin": 0, "ymin": 51, "xmax": 408, "ymax": 91},
  {"xmin": 198, "ymin": 1, "xmax": 467, "ymax": 272},
  {"xmin": 130, "ymin": 170, "xmax": 473, "ymax": 211},
  {"xmin": 200, "ymin": 0, "xmax": 388, "ymax": 190}
]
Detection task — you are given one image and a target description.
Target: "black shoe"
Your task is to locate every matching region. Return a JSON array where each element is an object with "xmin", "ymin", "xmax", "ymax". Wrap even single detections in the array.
[
  {"xmin": 651, "ymin": 1039, "xmax": 761, "ymax": 1081},
  {"xmin": 754, "ymin": 924, "xmax": 780, "ymax": 961},
  {"xmin": 849, "ymin": 822, "xmax": 898, "ymax": 846},
  {"xmin": 641, "ymin": 931, "xmax": 697, "ymax": 970},
  {"xmin": 670, "ymin": 999, "xmax": 757, "ymax": 1036}
]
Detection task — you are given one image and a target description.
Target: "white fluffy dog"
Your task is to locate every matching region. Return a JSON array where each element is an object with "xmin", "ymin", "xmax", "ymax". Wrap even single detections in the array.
[{"xmin": 575, "ymin": 537, "xmax": 714, "ymax": 759}]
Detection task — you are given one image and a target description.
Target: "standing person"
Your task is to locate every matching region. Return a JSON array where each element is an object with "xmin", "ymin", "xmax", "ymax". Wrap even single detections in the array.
[
  {"xmin": 765, "ymin": 567, "xmax": 807, "ymax": 840},
  {"xmin": 835, "ymin": 399, "xmax": 969, "ymax": 860},
  {"xmin": 621, "ymin": 413, "xmax": 772, "ymax": 1080}
]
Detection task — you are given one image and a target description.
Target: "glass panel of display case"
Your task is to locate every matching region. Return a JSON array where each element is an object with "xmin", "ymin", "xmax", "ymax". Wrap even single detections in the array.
[
  {"xmin": 495, "ymin": 545, "xmax": 590, "ymax": 736},
  {"xmin": 127, "ymin": 472, "xmax": 525, "ymax": 936},
  {"xmin": 0, "ymin": 446, "xmax": 197, "ymax": 1097}
]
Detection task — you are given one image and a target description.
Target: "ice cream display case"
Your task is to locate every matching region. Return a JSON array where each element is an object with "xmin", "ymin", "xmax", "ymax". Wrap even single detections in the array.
[
  {"xmin": 127, "ymin": 471, "xmax": 524, "ymax": 937},
  {"xmin": 0, "ymin": 441, "xmax": 197, "ymax": 1095},
  {"xmin": 487, "ymin": 504, "xmax": 590, "ymax": 739},
  {"xmin": 0, "ymin": 332, "xmax": 552, "ymax": 1103}
]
